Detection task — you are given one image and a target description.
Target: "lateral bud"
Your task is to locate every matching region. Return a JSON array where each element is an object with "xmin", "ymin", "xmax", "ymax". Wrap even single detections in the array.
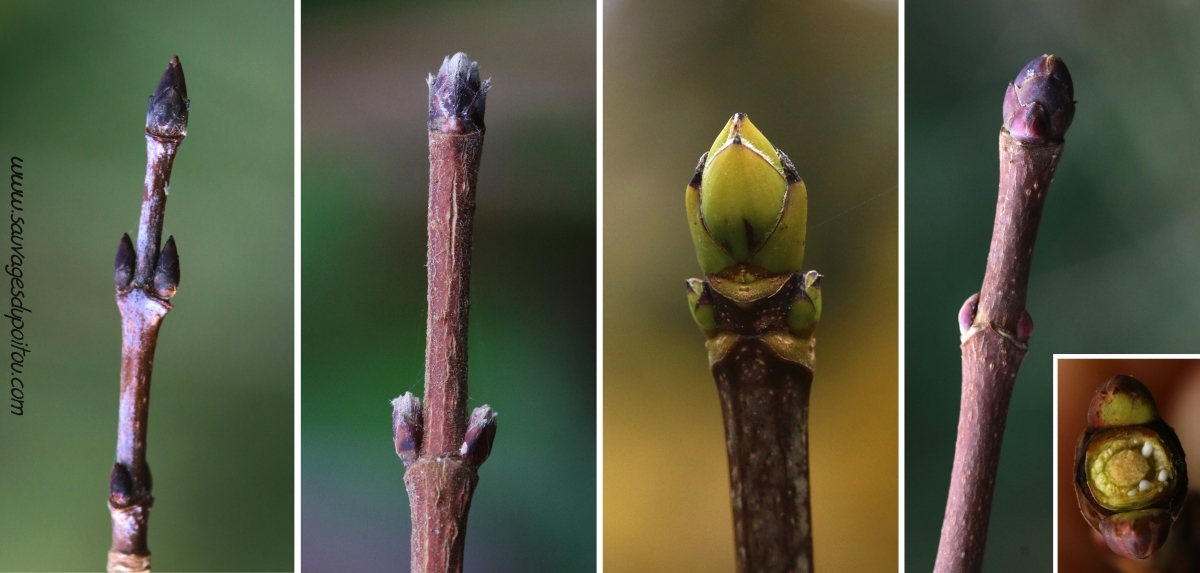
[
  {"xmin": 1016, "ymin": 310, "xmax": 1034, "ymax": 344},
  {"xmin": 391, "ymin": 392, "xmax": 423, "ymax": 466},
  {"xmin": 460, "ymin": 405, "xmax": 498, "ymax": 468},
  {"xmin": 109, "ymin": 463, "xmax": 134, "ymax": 507},
  {"xmin": 958, "ymin": 293, "xmax": 979, "ymax": 336},
  {"xmin": 788, "ymin": 271, "xmax": 823, "ymax": 338},
  {"xmin": 153, "ymin": 236, "xmax": 180, "ymax": 299},
  {"xmin": 146, "ymin": 56, "xmax": 189, "ymax": 139},
  {"xmin": 686, "ymin": 279, "xmax": 716, "ymax": 335},
  {"xmin": 114, "ymin": 234, "xmax": 135, "ymax": 290}
]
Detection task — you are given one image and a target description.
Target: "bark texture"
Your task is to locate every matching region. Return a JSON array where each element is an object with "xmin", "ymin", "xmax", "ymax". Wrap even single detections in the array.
[
  {"xmin": 707, "ymin": 273, "xmax": 816, "ymax": 573},
  {"xmin": 933, "ymin": 132, "xmax": 1064, "ymax": 573}
]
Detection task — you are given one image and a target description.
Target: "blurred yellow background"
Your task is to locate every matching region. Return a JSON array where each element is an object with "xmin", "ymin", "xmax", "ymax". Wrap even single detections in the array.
[{"xmin": 603, "ymin": 0, "xmax": 898, "ymax": 571}]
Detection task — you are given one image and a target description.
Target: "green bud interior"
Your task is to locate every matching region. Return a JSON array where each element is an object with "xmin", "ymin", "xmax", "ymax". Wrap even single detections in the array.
[{"xmin": 1086, "ymin": 427, "xmax": 1175, "ymax": 511}]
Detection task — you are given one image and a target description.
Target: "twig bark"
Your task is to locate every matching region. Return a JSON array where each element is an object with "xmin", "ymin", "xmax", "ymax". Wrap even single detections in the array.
[
  {"xmin": 686, "ymin": 114, "xmax": 821, "ymax": 573},
  {"xmin": 108, "ymin": 56, "xmax": 188, "ymax": 573},
  {"xmin": 706, "ymin": 274, "xmax": 817, "ymax": 572},
  {"xmin": 392, "ymin": 53, "xmax": 498, "ymax": 573},
  {"xmin": 934, "ymin": 54, "xmax": 1075, "ymax": 573}
]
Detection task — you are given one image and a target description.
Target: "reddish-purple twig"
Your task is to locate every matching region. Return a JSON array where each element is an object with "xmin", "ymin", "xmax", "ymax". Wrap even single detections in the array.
[
  {"xmin": 934, "ymin": 54, "xmax": 1075, "ymax": 573},
  {"xmin": 391, "ymin": 52, "xmax": 498, "ymax": 573}
]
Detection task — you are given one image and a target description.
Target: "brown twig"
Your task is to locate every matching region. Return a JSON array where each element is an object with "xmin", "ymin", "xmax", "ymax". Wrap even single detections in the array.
[
  {"xmin": 392, "ymin": 52, "xmax": 498, "ymax": 573},
  {"xmin": 706, "ymin": 274, "xmax": 817, "ymax": 572},
  {"xmin": 934, "ymin": 54, "xmax": 1075, "ymax": 573},
  {"xmin": 108, "ymin": 56, "xmax": 187, "ymax": 573}
]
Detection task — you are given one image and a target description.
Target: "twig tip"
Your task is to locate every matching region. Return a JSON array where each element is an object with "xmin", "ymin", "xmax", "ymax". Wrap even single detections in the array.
[
  {"xmin": 147, "ymin": 55, "xmax": 189, "ymax": 139},
  {"xmin": 1002, "ymin": 54, "xmax": 1074, "ymax": 144}
]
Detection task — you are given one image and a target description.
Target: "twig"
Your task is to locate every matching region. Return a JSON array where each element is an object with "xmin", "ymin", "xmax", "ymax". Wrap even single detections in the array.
[
  {"xmin": 392, "ymin": 52, "xmax": 498, "ymax": 573},
  {"xmin": 934, "ymin": 54, "xmax": 1075, "ymax": 573},
  {"xmin": 108, "ymin": 56, "xmax": 188, "ymax": 573},
  {"xmin": 686, "ymin": 113, "xmax": 822, "ymax": 573}
]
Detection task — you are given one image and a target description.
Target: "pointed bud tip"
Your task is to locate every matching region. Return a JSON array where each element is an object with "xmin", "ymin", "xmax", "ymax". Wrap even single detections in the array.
[
  {"xmin": 147, "ymin": 56, "xmax": 189, "ymax": 138},
  {"xmin": 114, "ymin": 233, "xmax": 135, "ymax": 290},
  {"xmin": 461, "ymin": 405, "xmax": 498, "ymax": 468},
  {"xmin": 392, "ymin": 393, "xmax": 423, "ymax": 465},
  {"xmin": 1003, "ymin": 54, "xmax": 1074, "ymax": 144},
  {"xmin": 153, "ymin": 236, "xmax": 180, "ymax": 299},
  {"xmin": 428, "ymin": 52, "xmax": 489, "ymax": 134}
]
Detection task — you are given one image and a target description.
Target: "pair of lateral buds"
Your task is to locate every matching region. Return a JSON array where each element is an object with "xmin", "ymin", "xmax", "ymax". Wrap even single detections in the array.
[
  {"xmin": 113, "ymin": 55, "xmax": 189, "ymax": 301},
  {"xmin": 391, "ymin": 393, "xmax": 498, "ymax": 469},
  {"xmin": 113, "ymin": 235, "xmax": 180, "ymax": 300}
]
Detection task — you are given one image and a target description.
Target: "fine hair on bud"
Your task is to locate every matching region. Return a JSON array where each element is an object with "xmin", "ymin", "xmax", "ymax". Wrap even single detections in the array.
[
  {"xmin": 427, "ymin": 52, "xmax": 490, "ymax": 134},
  {"xmin": 153, "ymin": 236, "xmax": 180, "ymax": 299},
  {"xmin": 391, "ymin": 393, "xmax": 423, "ymax": 466},
  {"xmin": 460, "ymin": 405, "xmax": 498, "ymax": 468},
  {"xmin": 114, "ymin": 234, "xmax": 135, "ymax": 290}
]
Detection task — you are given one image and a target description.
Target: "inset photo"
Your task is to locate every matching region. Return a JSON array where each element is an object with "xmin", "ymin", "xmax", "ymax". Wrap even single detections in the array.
[{"xmin": 1056, "ymin": 356, "xmax": 1200, "ymax": 573}]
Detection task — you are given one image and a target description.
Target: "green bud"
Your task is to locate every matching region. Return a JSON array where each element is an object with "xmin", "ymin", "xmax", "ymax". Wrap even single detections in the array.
[
  {"xmin": 788, "ymin": 271, "xmax": 822, "ymax": 338},
  {"xmin": 1088, "ymin": 375, "xmax": 1159, "ymax": 429},
  {"xmin": 687, "ymin": 113, "xmax": 807, "ymax": 276},
  {"xmin": 686, "ymin": 278, "xmax": 717, "ymax": 334}
]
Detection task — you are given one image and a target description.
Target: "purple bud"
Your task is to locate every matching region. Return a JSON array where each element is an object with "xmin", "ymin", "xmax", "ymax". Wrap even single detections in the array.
[
  {"xmin": 958, "ymin": 293, "xmax": 980, "ymax": 336},
  {"xmin": 460, "ymin": 405, "xmax": 498, "ymax": 468},
  {"xmin": 153, "ymin": 236, "xmax": 180, "ymax": 299},
  {"xmin": 391, "ymin": 393, "xmax": 423, "ymax": 466},
  {"xmin": 1002, "ymin": 55, "xmax": 1074, "ymax": 144},
  {"xmin": 1016, "ymin": 310, "xmax": 1034, "ymax": 343},
  {"xmin": 1099, "ymin": 509, "xmax": 1172, "ymax": 560},
  {"xmin": 114, "ymin": 233, "xmax": 135, "ymax": 290},
  {"xmin": 428, "ymin": 53, "xmax": 489, "ymax": 134},
  {"xmin": 146, "ymin": 56, "xmax": 189, "ymax": 138}
]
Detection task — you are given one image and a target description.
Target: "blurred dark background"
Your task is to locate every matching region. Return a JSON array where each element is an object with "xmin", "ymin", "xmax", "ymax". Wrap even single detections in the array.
[
  {"xmin": 0, "ymin": 1, "xmax": 294, "ymax": 571},
  {"xmin": 300, "ymin": 0, "xmax": 595, "ymax": 571},
  {"xmin": 906, "ymin": 1, "xmax": 1200, "ymax": 570},
  {"xmin": 603, "ymin": 0, "xmax": 898, "ymax": 571}
]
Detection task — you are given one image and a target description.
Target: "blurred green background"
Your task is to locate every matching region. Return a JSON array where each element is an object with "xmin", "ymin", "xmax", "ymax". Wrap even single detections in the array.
[
  {"xmin": 603, "ymin": 1, "xmax": 897, "ymax": 571},
  {"xmin": 300, "ymin": 1, "xmax": 595, "ymax": 571},
  {"xmin": 906, "ymin": 1, "xmax": 1200, "ymax": 570},
  {"xmin": 0, "ymin": 1, "xmax": 294, "ymax": 572}
]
